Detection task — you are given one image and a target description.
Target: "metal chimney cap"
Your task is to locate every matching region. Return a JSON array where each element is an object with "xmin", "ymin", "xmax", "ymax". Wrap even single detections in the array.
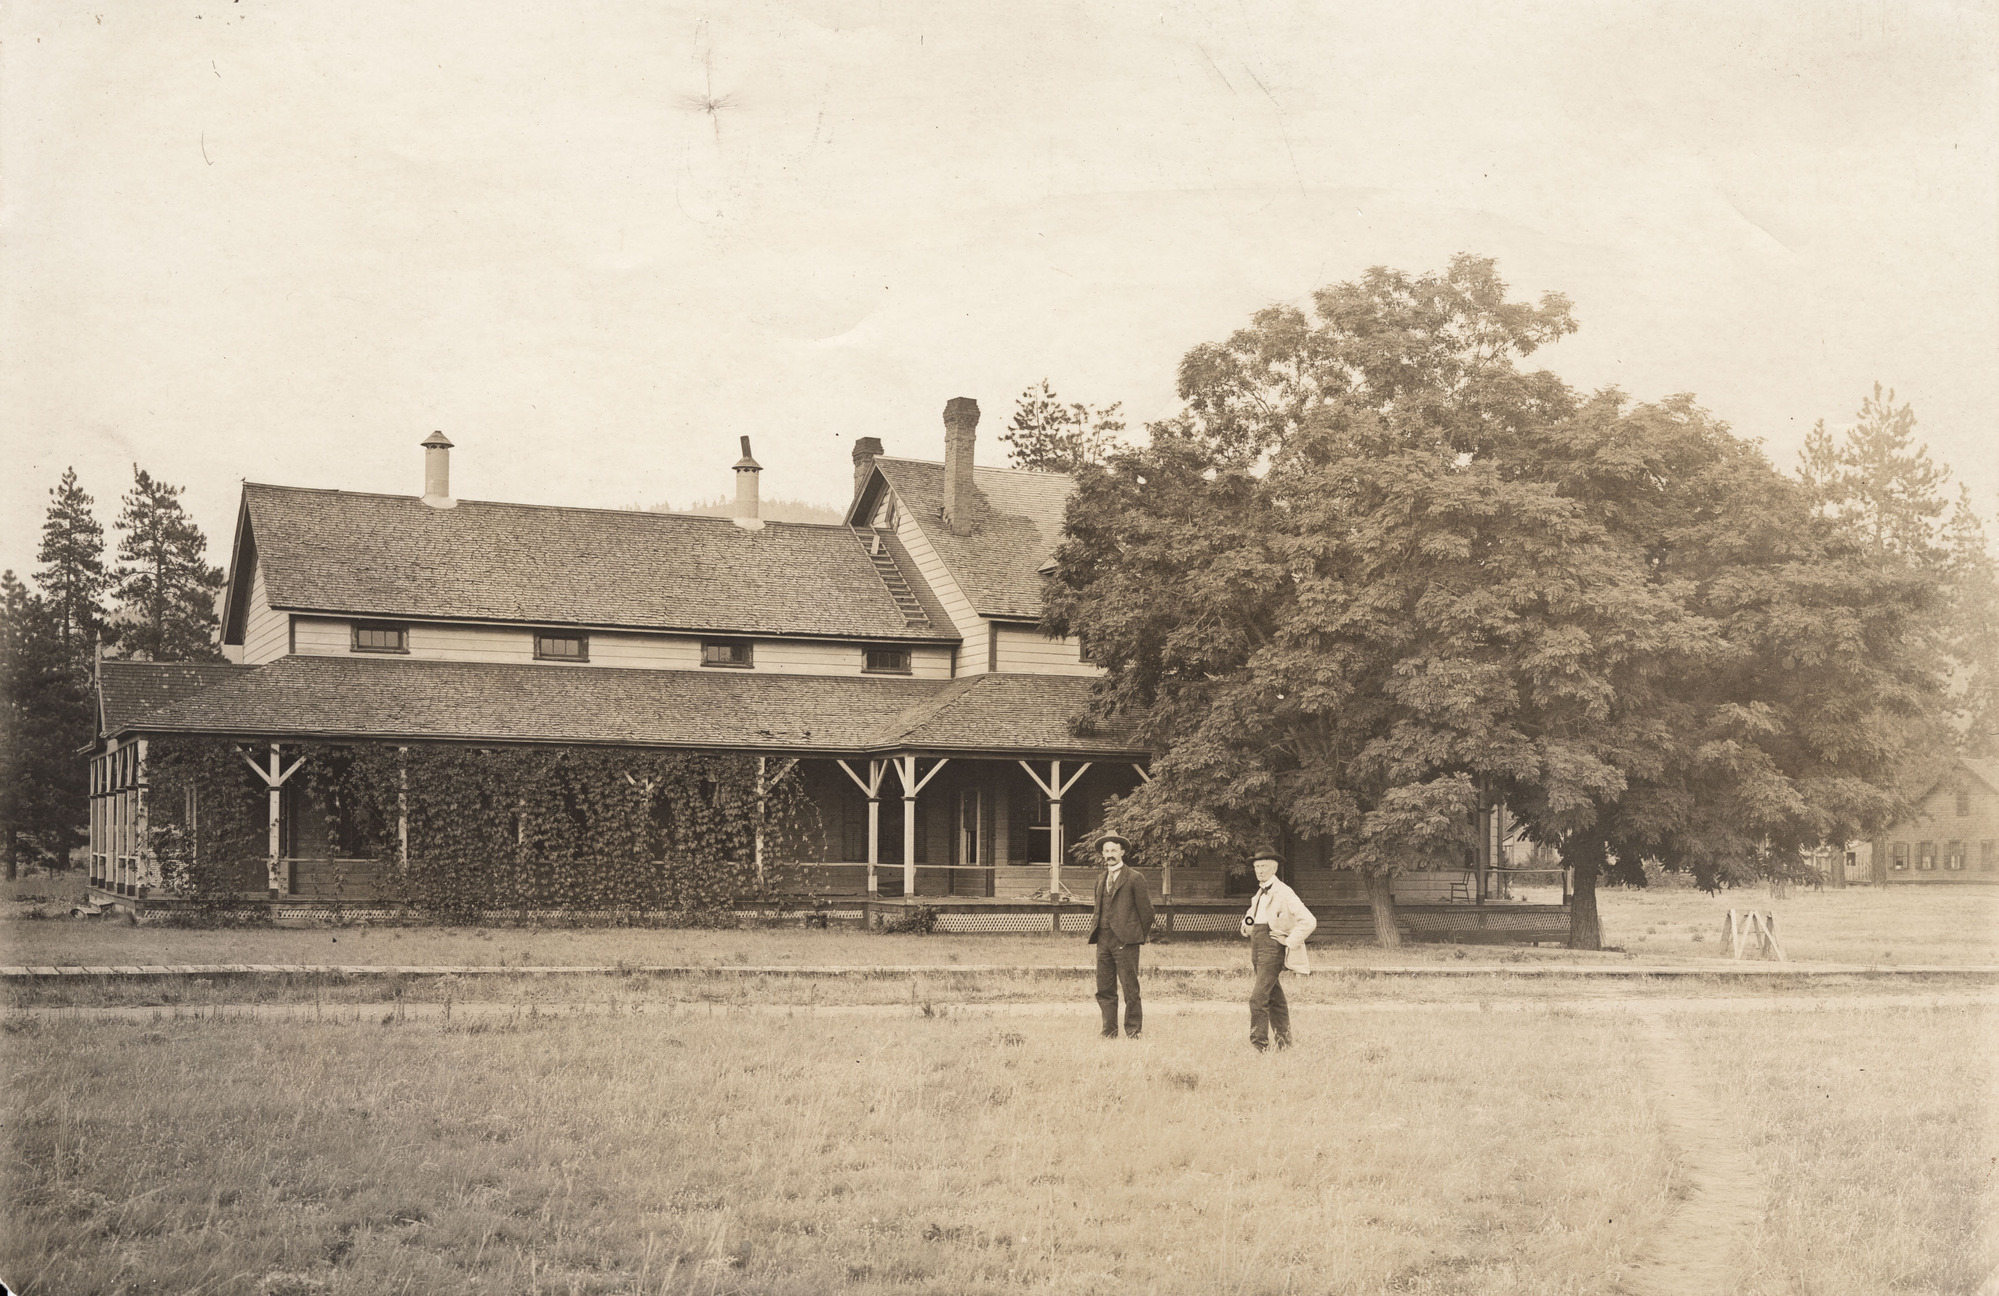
[
  {"xmin": 733, "ymin": 434, "xmax": 762, "ymax": 470},
  {"xmin": 421, "ymin": 431, "xmax": 453, "ymax": 449}
]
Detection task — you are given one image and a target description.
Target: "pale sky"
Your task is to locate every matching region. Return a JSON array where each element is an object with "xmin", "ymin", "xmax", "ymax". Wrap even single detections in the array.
[{"xmin": 4, "ymin": 0, "xmax": 1995, "ymax": 582}]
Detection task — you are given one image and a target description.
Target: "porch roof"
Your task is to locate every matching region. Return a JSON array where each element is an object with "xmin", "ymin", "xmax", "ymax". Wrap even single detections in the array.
[
  {"xmin": 100, "ymin": 655, "xmax": 1143, "ymax": 758},
  {"xmin": 97, "ymin": 661, "xmax": 257, "ymax": 739}
]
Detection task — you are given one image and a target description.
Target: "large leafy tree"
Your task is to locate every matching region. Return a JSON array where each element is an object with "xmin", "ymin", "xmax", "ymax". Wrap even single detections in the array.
[
  {"xmin": 1505, "ymin": 395, "xmax": 1943, "ymax": 938},
  {"xmin": 1047, "ymin": 256, "xmax": 1948, "ymax": 948},
  {"xmin": 1, "ymin": 572, "xmax": 94, "ymax": 878},
  {"xmin": 34, "ymin": 467, "xmax": 113, "ymax": 674},
  {"xmin": 112, "ymin": 467, "xmax": 225, "ymax": 662},
  {"xmin": 1000, "ymin": 380, "xmax": 1130, "ymax": 472}
]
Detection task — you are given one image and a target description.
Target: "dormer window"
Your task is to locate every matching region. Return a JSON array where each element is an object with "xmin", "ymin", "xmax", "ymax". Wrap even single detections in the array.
[
  {"xmin": 702, "ymin": 640, "xmax": 753, "ymax": 668},
  {"xmin": 352, "ymin": 622, "xmax": 409, "ymax": 654},
  {"xmin": 864, "ymin": 647, "xmax": 911, "ymax": 674},
  {"xmin": 535, "ymin": 631, "xmax": 588, "ymax": 662}
]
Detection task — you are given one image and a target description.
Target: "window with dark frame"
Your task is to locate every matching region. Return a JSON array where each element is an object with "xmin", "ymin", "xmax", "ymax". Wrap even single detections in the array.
[
  {"xmin": 1957, "ymin": 787, "xmax": 1972, "ymax": 816},
  {"xmin": 1946, "ymin": 840, "xmax": 1965, "ymax": 870},
  {"xmin": 534, "ymin": 631, "xmax": 588, "ymax": 662},
  {"xmin": 1917, "ymin": 840, "xmax": 1936, "ymax": 870},
  {"xmin": 1892, "ymin": 842, "xmax": 1909, "ymax": 870},
  {"xmin": 863, "ymin": 646, "xmax": 911, "ymax": 674},
  {"xmin": 1982, "ymin": 841, "xmax": 1995, "ymax": 871},
  {"xmin": 352, "ymin": 622, "xmax": 409, "ymax": 653},
  {"xmin": 1077, "ymin": 636, "xmax": 1095, "ymax": 664},
  {"xmin": 701, "ymin": 640, "xmax": 752, "ymax": 667}
]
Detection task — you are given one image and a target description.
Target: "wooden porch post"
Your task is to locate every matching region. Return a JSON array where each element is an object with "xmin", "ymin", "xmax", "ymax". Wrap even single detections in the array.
[
  {"xmin": 134, "ymin": 739, "xmax": 156, "ymax": 895},
  {"xmin": 241, "ymin": 743, "xmax": 306, "ymax": 900},
  {"xmin": 1018, "ymin": 759, "xmax": 1093, "ymax": 899},
  {"xmin": 397, "ymin": 747, "xmax": 409, "ymax": 876},
  {"xmin": 753, "ymin": 757, "xmax": 799, "ymax": 890},
  {"xmin": 836, "ymin": 759, "xmax": 888, "ymax": 897},
  {"xmin": 892, "ymin": 755, "xmax": 950, "ymax": 897}
]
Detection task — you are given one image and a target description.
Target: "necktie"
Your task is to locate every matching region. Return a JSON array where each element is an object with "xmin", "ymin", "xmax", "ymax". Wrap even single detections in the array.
[{"xmin": 1257, "ymin": 883, "xmax": 1271, "ymax": 924}]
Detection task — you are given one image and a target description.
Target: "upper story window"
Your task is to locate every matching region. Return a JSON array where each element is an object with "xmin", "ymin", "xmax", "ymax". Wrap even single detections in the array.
[
  {"xmin": 535, "ymin": 631, "xmax": 588, "ymax": 662},
  {"xmin": 352, "ymin": 622, "xmax": 409, "ymax": 654},
  {"xmin": 702, "ymin": 639, "xmax": 753, "ymax": 668},
  {"xmin": 864, "ymin": 647, "xmax": 911, "ymax": 674},
  {"xmin": 1077, "ymin": 637, "xmax": 1096, "ymax": 665},
  {"xmin": 1957, "ymin": 788, "xmax": 1972, "ymax": 816}
]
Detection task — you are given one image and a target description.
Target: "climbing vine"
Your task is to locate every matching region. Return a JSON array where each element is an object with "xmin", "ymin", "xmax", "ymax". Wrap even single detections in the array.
[
  {"xmin": 145, "ymin": 738, "xmax": 273, "ymax": 914},
  {"xmin": 146, "ymin": 738, "xmax": 821, "ymax": 921}
]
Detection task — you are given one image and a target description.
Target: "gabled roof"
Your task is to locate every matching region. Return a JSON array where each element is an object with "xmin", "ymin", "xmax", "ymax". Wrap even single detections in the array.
[
  {"xmin": 107, "ymin": 655, "xmax": 1141, "ymax": 757},
  {"xmin": 1954, "ymin": 758, "xmax": 1999, "ymax": 796},
  {"xmin": 850, "ymin": 458, "xmax": 1074, "ymax": 621},
  {"xmin": 224, "ymin": 484, "xmax": 958, "ymax": 643},
  {"xmin": 96, "ymin": 660, "xmax": 256, "ymax": 739}
]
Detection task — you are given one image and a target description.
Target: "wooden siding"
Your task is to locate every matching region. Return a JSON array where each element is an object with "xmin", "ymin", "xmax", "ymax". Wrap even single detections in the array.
[
  {"xmin": 1875, "ymin": 770, "xmax": 1999, "ymax": 883},
  {"xmin": 881, "ymin": 494, "xmax": 986, "ymax": 653},
  {"xmin": 285, "ymin": 618, "xmax": 954, "ymax": 678},
  {"xmin": 242, "ymin": 563, "xmax": 291, "ymax": 664},
  {"xmin": 990, "ymin": 623, "xmax": 1100, "ymax": 677}
]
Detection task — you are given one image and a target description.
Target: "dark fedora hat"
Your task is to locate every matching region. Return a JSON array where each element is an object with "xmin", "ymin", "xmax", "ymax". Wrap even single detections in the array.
[
  {"xmin": 1095, "ymin": 831, "xmax": 1132, "ymax": 851},
  {"xmin": 1248, "ymin": 848, "xmax": 1286, "ymax": 867}
]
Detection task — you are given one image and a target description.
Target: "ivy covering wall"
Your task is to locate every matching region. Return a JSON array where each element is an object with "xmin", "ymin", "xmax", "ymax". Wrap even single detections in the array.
[{"xmin": 145, "ymin": 738, "xmax": 819, "ymax": 919}]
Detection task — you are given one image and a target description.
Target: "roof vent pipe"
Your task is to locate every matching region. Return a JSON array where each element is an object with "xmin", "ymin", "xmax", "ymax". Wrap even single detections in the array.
[
  {"xmin": 421, "ymin": 431, "xmax": 456, "ymax": 509},
  {"xmin": 733, "ymin": 435, "xmax": 764, "ymax": 530},
  {"xmin": 942, "ymin": 397, "xmax": 978, "ymax": 535}
]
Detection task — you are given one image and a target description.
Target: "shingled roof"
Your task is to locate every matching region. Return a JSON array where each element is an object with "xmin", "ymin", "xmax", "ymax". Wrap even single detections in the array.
[
  {"xmin": 226, "ymin": 484, "xmax": 957, "ymax": 643},
  {"xmin": 96, "ymin": 660, "xmax": 256, "ymax": 738},
  {"xmin": 107, "ymin": 655, "xmax": 1141, "ymax": 757},
  {"xmin": 858, "ymin": 459, "xmax": 1074, "ymax": 620}
]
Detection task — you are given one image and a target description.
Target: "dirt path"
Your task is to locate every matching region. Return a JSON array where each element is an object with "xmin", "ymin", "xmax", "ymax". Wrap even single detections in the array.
[
  {"xmin": 1618, "ymin": 1014, "xmax": 1774, "ymax": 1296},
  {"xmin": 9, "ymin": 990, "xmax": 1993, "ymax": 1024}
]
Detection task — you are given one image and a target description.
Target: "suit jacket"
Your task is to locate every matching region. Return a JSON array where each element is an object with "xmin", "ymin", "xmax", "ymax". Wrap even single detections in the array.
[
  {"xmin": 1088, "ymin": 865, "xmax": 1155, "ymax": 946},
  {"xmin": 1241, "ymin": 877, "xmax": 1318, "ymax": 974}
]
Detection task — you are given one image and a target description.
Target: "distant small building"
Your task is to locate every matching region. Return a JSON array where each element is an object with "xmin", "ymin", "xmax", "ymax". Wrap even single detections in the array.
[{"xmin": 1866, "ymin": 757, "xmax": 1999, "ymax": 885}]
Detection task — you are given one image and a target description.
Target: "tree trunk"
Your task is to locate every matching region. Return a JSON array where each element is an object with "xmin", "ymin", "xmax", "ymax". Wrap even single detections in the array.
[
  {"xmin": 1568, "ymin": 846, "xmax": 1602, "ymax": 951},
  {"xmin": 1366, "ymin": 870, "xmax": 1401, "ymax": 948},
  {"xmin": 4, "ymin": 832, "xmax": 16, "ymax": 882}
]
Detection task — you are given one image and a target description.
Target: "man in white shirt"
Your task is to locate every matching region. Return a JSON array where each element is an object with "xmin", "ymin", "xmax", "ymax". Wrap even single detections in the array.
[{"xmin": 1239, "ymin": 850, "xmax": 1317, "ymax": 1051}]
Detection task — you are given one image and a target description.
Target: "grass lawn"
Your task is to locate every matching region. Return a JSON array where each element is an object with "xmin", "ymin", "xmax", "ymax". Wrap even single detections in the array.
[
  {"xmin": 1681, "ymin": 1004, "xmax": 1997, "ymax": 1295},
  {"xmin": 4, "ymin": 877, "xmax": 1995, "ymax": 970},
  {"xmin": 6, "ymin": 1007, "xmax": 1669, "ymax": 1296},
  {"xmin": 6, "ymin": 998, "xmax": 1990, "ymax": 1295}
]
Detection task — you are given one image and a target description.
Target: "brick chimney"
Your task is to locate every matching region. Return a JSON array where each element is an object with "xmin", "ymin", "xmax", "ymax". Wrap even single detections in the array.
[
  {"xmin": 732, "ymin": 435, "xmax": 764, "ymax": 530},
  {"xmin": 852, "ymin": 436, "xmax": 883, "ymax": 504},
  {"xmin": 942, "ymin": 398, "xmax": 978, "ymax": 535},
  {"xmin": 420, "ymin": 431, "xmax": 455, "ymax": 509}
]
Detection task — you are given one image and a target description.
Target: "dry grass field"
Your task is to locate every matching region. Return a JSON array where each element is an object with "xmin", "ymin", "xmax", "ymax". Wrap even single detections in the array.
[
  {"xmin": 4, "ymin": 877, "xmax": 1996, "ymax": 970},
  {"xmin": 4, "ymin": 997, "xmax": 1991, "ymax": 1296},
  {"xmin": 4, "ymin": 876, "xmax": 1994, "ymax": 1294}
]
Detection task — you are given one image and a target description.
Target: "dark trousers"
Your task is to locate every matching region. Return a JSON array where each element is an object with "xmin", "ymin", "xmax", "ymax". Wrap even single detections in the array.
[
  {"xmin": 1096, "ymin": 940, "xmax": 1142, "ymax": 1036},
  {"xmin": 1249, "ymin": 925, "xmax": 1290, "ymax": 1049}
]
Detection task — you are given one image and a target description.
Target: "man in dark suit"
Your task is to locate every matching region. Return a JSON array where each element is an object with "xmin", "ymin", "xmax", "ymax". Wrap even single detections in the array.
[{"xmin": 1086, "ymin": 831, "xmax": 1155, "ymax": 1039}]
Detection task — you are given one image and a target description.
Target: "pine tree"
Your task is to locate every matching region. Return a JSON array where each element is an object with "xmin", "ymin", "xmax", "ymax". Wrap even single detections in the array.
[
  {"xmin": 113, "ymin": 467, "xmax": 225, "ymax": 662},
  {"xmin": 1000, "ymin": 381, "xmax": 1130, "ymax": 472},
  {"xmin": 1, "ymin": 572, "xmax": 93, "ymax": 878},
  {"xmin": 1943, "ymin": 488, "xmax": 1999, "ymax": 756},
  {"xmin": 1798, "ymin": 384, "xmax": 1951, "ymax": 561},
  {"xmin": 33, "ymin": 466, "xmax": 113, "ymax": 674}
]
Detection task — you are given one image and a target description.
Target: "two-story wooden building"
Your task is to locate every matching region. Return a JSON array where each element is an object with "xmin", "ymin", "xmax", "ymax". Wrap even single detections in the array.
[
  {"xmin": 87, "ymin": 398, "xmax": 1556, "ymax": 938},
  {"xmin": 1866, "ymin": 757, "xmax": 1999, "ymax": 885}
]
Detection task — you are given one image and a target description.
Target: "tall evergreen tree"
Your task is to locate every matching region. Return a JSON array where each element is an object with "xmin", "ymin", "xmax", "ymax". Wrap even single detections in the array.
[
  {"xmin": 1798, "ymin": 383, "xmax": 1951, "ymax": 562},
  {"xmin": 1943, "ymin": 488, "xmax": 1999, "ymax": 756},
  {"xmin": 112, "ymin": 467, "xmax": 225, "ymax": 662},
  {"xmin": 1001, "ymin": 380, "xmax": 1131, "ymax": 472},
  {"xmin": 1, "ymin": 572, "xmax": 93, "ymax": 879},
  {"xmin": 33, "ymin": 466, "xmax": 113, "ymax": 674}
]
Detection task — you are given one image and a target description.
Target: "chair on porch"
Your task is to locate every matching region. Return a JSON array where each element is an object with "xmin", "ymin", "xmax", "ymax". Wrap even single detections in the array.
[{"xmin": 1448, "ymin": 874, "xmax": 1472, "ymax": 902}]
